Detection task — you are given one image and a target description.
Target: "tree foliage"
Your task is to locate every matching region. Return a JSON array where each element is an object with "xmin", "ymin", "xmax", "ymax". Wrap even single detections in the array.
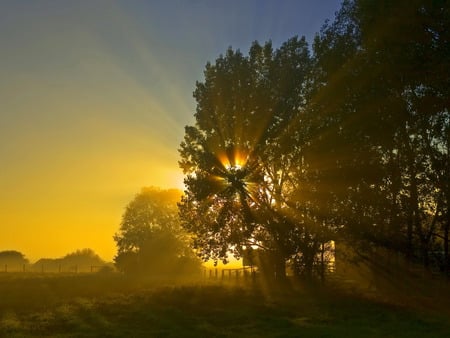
[
  {"xmin": 179, "ymin": 37, "xmax": 320, "ymax": 278},
  {"xmin": 114, "ymin": 187, "xmax": 200, "ymax": 277},
  {"xmin": 311, "ymin": 0, "xmax": 450, "ymax": 273},
  {"xmin": 179, "ymin": 0, "xmax": 450, "ymax": 279},
  {"xmin": 32, "ymin": 248, "xmax": 105, "ymax": 272},
  {"xmin": 63, "ymin": 248, "xmax": 105, "ymax": 266},
  {"xmin": 0, "ymin": 250, "xmax": 29, "ymax": 266}
]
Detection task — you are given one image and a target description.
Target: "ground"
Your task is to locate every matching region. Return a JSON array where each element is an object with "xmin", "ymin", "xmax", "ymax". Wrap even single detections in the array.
[{"xmin": 0, "ymin": 272, "xmax": 449, "ymax": 337}]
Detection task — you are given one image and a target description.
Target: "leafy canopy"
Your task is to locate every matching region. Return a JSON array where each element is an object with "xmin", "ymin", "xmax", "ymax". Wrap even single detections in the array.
[
  {"xmin": 179, "ymin": 37, "xmax": 315, "ymax": 271},
  {"xmin": 114, "ymin": 187, "xmax": 200, "ymax": 276}
]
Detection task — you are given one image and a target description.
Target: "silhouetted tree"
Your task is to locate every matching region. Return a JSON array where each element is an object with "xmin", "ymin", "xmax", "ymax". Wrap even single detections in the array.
[
  {"xmin": 114, "ymin": 187, "xmax": 200, "ymax": 277},
  {"xmin": 32, "ymin": 249, "xmax": 106, "ymax": 272},
  {"xmin": 179, "ymin": 37, "xmax": 323, "ymax": 279},
  {"xmin": 311, "ymin": 0, "xmax": 450, "ymax": 273},
  {"xmin": 179, "ymin": 0, "xmax": 449, "ymax": 280},
  {"xmin": 0, "ymin": 250, "xmax": 29, "ymax": 270},
  {"xmin": 63, "ymin": 248, "xmax": 105, "ymax": 267}
]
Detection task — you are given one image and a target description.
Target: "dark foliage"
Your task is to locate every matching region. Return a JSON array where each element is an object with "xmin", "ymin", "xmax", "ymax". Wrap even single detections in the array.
[
  {"xmin": 179, "ymin": 0, "xmax": 450, "ymax": 278},
  {"xmin": 114, "ymin": 187, "xmax": 201, "ymax": 278}
]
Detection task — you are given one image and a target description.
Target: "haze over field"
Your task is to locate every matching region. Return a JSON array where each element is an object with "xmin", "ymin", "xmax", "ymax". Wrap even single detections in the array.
[{"xmin": 0, "ymin": 1, "xmax": 341, "ymax": 261}]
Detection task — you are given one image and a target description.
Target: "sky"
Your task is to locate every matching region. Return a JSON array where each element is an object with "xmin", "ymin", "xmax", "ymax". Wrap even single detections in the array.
[{"xmin": 0, "ymin": 0, "xmax": 342, "ymax": 263}]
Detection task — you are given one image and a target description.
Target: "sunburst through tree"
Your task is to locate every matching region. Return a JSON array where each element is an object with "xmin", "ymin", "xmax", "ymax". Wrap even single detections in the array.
[{"xmin": 178, "ymin": 37, "xmax": 332, "ymax": 279}]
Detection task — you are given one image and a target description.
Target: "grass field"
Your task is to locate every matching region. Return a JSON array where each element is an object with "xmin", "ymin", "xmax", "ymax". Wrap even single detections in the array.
[{"xmin": 0, "ymin": 272, "xmax": 449, "ymax": 337}]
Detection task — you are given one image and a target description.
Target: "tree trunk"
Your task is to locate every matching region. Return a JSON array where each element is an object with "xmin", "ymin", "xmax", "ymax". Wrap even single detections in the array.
[
  {"xmin": 406, "ymin": 214, "xmax": 413, "ymax": 261},
  {"xmin": 422, "ymin": 244, "xmax": 430, "ymax": 270},
  {"xmin": 320, "ymin": 243, "xmax": 325, "ymax": 283},
  {"xmin": 444, "ymin": 219, "xmax": 449, "ymax": 278},
  {"xmin": 274, "ymin": 253, "xmax": 286, "ymax": 281}
]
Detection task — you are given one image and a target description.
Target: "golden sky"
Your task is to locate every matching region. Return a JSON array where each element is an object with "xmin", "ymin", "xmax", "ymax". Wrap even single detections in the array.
[{"xmin": 0, "ymin": 1, "xmax": 341, "ymax": 263}]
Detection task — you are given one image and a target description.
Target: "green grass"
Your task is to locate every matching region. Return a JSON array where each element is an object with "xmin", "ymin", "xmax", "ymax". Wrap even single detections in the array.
[{"xmin": 0, "ymin": 273, "xmax": 449, "ymax": 337}]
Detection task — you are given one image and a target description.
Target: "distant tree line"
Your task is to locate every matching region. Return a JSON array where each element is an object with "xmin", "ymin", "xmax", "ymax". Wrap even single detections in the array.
[
  {"xmin": 34, "ymin": 248, "xmax": 107, "ymax": 272},
  {"xmin": 0, "ymin": 249, "xmax": 107, "ymax": 272},
  {"xmin": 178, "ymin": 0, "xmax": 450, "ymax": 279},
  {"xmin": 0, "ymin": 250, "xmax": 29, "ymax": 270}
]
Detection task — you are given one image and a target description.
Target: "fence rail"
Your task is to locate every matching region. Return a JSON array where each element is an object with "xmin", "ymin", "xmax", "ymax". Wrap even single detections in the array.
[
  {"xmin": 202, "ymin": 262, "xmax": 337, "ymax": 283},
  {"xmin": 0, "ymin": 264, "xmax": 111, "ymax": 274},
  {"xmin": 203, "ymin": 266, "xmax": 256, "ymax": 282}
]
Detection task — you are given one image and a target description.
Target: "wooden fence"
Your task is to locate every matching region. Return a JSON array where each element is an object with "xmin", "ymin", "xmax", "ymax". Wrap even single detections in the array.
[
  {"xmin": 203, "ymin": 266, "xmax": 256, "ymax": 282},
  {"xmin": 0, "ymin": 264, "xmax": 110, "ymax": 274},
  {"xmin": 203, "ymin": 262, "xmax": 337, "ymax": 283}
]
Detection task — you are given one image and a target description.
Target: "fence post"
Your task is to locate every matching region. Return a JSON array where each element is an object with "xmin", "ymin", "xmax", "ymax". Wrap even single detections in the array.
[
  {"xmin": 59, "ymin": 264, "xmax": 61, "ymax": 273},
  {"xmin": 41, "ymin": 265, "xmax": 44, "ymax": 273},
  {"xmin": 4, "ymin": 264, "xmax": 7, "ymax": 273},
  {"xmin": 23, "ymin": 264, "xmax": 25, "ymax": 272}
]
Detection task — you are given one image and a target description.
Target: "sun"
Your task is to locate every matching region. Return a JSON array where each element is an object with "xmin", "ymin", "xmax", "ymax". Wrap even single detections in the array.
[
  {"xmin": 225, "ymin": 163, "xmax": 242, "ymax": 170},
  {"xmin": 218, "ymin": 149, "xmax": 248, "ymax": 170}
]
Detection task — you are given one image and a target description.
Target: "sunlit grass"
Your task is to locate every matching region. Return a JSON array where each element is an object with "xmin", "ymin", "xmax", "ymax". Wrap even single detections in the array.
[{"xmin": 0, "ymin": 273, "xmax": 449, "ymax": 337}]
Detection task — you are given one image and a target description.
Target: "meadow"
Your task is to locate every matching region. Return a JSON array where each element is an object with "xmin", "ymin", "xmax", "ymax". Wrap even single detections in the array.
[{"xmin": 0, "ymin": 271, "xmax": 449, "ymax": 337}]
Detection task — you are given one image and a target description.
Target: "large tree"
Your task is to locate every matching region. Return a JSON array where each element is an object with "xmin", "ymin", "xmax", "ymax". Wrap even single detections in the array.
[
  {"xmin": 179, "ymin": 0, "xmax": 449, "ymax": 280},
  {"xmin": 311, "ymin": 0, "xmax": 450, "ymax": 273},
  {"xmin": 114, "ymin": 187, "xmax": 200, "ymax": 277},
  {"xmin": 179, "ymin": 37, "xmax": 317, "ymax": 279}
]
